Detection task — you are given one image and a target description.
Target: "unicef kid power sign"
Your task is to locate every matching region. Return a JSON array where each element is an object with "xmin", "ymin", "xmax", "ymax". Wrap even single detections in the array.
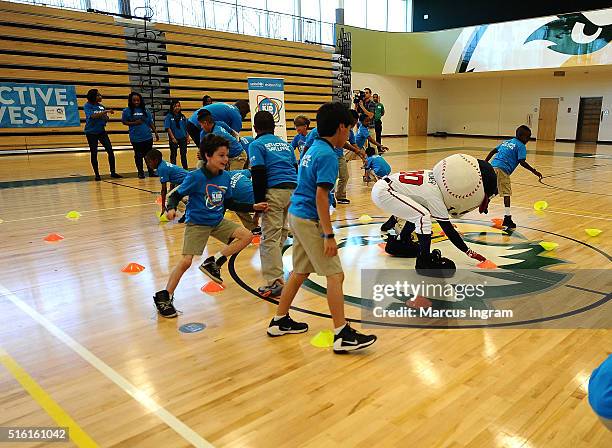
[
  {"xmin": 247, "ymin": 77, "xmax": 287, "ymax": 141},
  {"xmin": 0, "ymin": 83, "xmax": 80, "ymax": 128}
]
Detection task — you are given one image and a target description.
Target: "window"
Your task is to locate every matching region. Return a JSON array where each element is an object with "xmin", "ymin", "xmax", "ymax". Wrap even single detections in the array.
[
  {"xmin": 387, "ymin": 0, "xmax": 407, "ymax": 32},
  {"xmin": 344, "ymin": 0, "xmax": 366, "ymax": 28},
  {"xmin": 366, "ymin": 0, "xmax": 387, "ymax": 31}
]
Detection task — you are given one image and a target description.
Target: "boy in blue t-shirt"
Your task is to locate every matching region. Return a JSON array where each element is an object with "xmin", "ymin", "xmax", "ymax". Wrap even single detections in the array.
[
  {"xmin": 355, "ymin": 114, "xmax": 387, "ymax": 154},
  {"xmin": 227, "ymin": 169, "xmax": 258, "ymax": 232},
  {"xmin": 249, "ymin": 111, "xmax": 298, "ymax": 299},
  {"xmin": 163, "ymin": 100, "xmax": 191, "ymax": 169},
  {"xmin": 198, "ymin": 110, "xmax": 248, "ymax": 170},
  {"xmin": 186, "ymin": 100, "xmax": 250, "ymax": 143},
  {"xmin": 153, "ymin": 135, "xmax": 269, "ymax": 318},
  {"xmin": 589, "ymin": 354, "xmax": 612, "ymax": 430},
  {"xmin": 121, "ymin": 92, "xmax": 160, "ymax": 179},
  {"xmin": 363, "ymin": 146, "xmax": 391, "ymax": 182},
  {"xmin": 266, "ymin": 102, "xmax": 377, "ymax": 354},
  {"xmin": 290, "ymin": 115, "xmax": 310, "ymax": 155},
  {"xmin": 485, "ymin": 125, "xmax": 542, "ymax": 229},
  {"xmin": 145, "ymin": 149, "xmax": 188, "ymax": 219}
]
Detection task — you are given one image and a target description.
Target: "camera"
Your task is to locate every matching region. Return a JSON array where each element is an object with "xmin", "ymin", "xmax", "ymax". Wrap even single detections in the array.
[{"xmin": 353, "ymin": 90, "xmax": 366, "ymax": 106}]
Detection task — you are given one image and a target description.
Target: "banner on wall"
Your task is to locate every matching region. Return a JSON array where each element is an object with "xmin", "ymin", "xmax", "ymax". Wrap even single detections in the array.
[
  {"xmin": 247, "ymin": 78, "xmax": 287, "ymax": 141},
  {"xmin": 443, "ymin": 9, "xmax": 612, "ymax": 74},
  {"xmin": 0, "ymin": 83, "xmax": 80, "ymax": 128}
]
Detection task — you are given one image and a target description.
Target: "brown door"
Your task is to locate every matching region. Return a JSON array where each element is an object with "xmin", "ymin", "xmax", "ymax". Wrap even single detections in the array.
[
  {"xmin": 576, "ymin": 97, "xmax": 603, "ymax": 142},
  {"xmin": 537, "ymin": 98, "xmax": 559, "ymax": 140},
  {"xmin": 409, "ymin": 98, "xmax": 428, "ymax": 136}
]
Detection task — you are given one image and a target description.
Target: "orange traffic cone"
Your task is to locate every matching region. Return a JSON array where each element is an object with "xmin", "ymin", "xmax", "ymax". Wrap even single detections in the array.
[
  {"xmin": 477, "ymin": 260, "xmax": 497, "ymax": 269},
  {"xmin": 44, "ymin": 233, "xmax": 64, "ymax": 242},
  {"xmin": 121, "ymin": 263, "xmax": 145, "ymax": 274},
  {"xmin": 201, "ymin": 282, "xmax": 225, "ymax": 293}
]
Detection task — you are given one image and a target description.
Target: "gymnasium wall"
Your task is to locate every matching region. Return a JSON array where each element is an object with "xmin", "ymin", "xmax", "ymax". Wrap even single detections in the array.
[
  {"xmin": 351, "ymin": 71, "xmax": 440, "ymax": 135},
  {"xmin": 0, "ymin": 0, "xmax": 334, "ymax": 152},
  {"xmin": 354, "ymin": 70, "xmax": 612, "ymax": 142}
]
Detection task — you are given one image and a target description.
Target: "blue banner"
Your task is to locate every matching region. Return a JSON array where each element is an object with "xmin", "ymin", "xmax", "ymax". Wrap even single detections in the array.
[
  {"xmin": 0, "ymin": 83, "xmax": 80, "ymax": 128},
  {"xmin": 247, "ymin": 78, "xmax": 284, "ymax": 91}
]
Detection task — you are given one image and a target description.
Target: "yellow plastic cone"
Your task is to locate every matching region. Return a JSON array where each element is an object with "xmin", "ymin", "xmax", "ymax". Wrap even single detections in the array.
[
  {"xmin": 539, "ymin": 241, "xmax": 559, "ymax": 251},
  {"xmin": 66, "ymin": 210, "xmax": 81, "ymax": 220},
  {"xmin": 585, "ymin": 228, "xmax": 602, "ymax": 237},
  {"xmin": 310, "ymin": 330, "xmax": 334, "ymax": 348},
  {"xmin": 359, "ymin": 214, "xmax": 372, "ymax": 223},
  {"xmin": 533, "ymin": 201, "xmax": 548, "ymax": 211}
]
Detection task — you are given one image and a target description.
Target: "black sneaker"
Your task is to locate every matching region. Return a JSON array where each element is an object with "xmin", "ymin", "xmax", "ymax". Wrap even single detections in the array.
[
  {"xmin": 267, "ymin": 314, "xmax": 308, "ymax": 337},
  {"xmin": 138, "ymin": 172, "xmax": 145, "ymax": 179},
  {"xmin": 252, "ymin": 226, "xmax": 262, "ymax": 235},
  {"xmin": 149, "ymin": 172, "xmax": 159, "ymax": 178},
  {"xmin": 503, "ymin": 215, "xmax": 517, "ymax": 229},
  {"xmin": 110, "ymin": 172, "xmax": 123, "ymax": 179},
  {"xmin": 153, "ymin": 290, "xmax": 177, "ymax": 318},
  {"xmin": 199, "ymin": 256, "xmax": 223, "ymax": 284},
  {"xmin": 333, "ymin": 324, "xmax": 377, "ymax": 353},
  {"xmin": 94, "ymin": 174, "xmax": 101, "ymax": 181},
  {"xmin": 177, "ymin": 214, "xmax": 186, "ymax": 224},
  {"xmin": 415, "ymin": 249, "xmax": 456, "ymax": 278},
  {"xmin": 380, "ymin": 216, "xmax": 398, "ymax": 232},
  {"xmin": 337, "ymin": 198, "xmax": 350, "ymax": 205}
]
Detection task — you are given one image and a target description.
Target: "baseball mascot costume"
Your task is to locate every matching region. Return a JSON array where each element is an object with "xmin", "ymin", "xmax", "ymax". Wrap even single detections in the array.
[{"xmin": 371, "ymin": 154, "xmax": 497, "ymax": 277}]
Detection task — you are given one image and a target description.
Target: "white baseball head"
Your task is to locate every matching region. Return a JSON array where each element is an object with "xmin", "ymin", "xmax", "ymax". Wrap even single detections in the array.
[{"xmin": 433, "ymin": 154, "xmax": 497, "ymax": 217}]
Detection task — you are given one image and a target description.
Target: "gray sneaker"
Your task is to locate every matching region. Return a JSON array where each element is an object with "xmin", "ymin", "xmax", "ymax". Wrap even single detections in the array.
[{"xmin": 258, "ymin": 281, "xmax": 284, "ymax": 299}]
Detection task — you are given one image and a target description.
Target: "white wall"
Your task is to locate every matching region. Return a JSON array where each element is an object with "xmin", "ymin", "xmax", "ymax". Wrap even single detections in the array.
[
  {"xmin": 354, "ymin": 71, "xmax": 612, "ymax": 140},
  {"xmin": 351, "ymin": 72, "xmax": 441, "ymax": 135}
]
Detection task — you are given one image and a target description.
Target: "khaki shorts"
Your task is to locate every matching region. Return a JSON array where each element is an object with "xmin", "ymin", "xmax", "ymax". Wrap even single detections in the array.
[
  {"xmin": 289, "ymin": 213, "xmax": 343, "ymax": 276},
  {"xmin": 182, "ymin": 219, "xmax": 240, "ymax": 255},
  {"xmin": 494, "ymin": 167, "xmax": 512, "ymax": 196}
]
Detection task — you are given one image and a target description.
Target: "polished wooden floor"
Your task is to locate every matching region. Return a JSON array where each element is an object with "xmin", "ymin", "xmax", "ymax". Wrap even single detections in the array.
[{"xmin": 0, "ymin": 137, "xmax": 610, "ymax": 447}]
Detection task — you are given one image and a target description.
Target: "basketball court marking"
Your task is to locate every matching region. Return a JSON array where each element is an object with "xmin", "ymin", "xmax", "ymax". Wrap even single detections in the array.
[
  {"xmin": 0, "ymin": 346, "xmax": 97, "ymax": 447},
  {"xmin": 229, "ymin": 217, "xmax": 611, "ymax": 329},
  {"xmin": 0, "ymin": 282, "xmax": 213, "ymax": 448}
]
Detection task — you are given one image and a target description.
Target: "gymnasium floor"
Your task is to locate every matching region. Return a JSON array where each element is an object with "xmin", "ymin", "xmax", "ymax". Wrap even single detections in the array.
[{"xmin": 0, "ymin": 136, "xmax": 610, "ymax": 447}]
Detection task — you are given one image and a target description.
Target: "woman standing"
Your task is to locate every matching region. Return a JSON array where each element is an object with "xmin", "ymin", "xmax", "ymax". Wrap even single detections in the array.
[
  {"xmin": 121, "ymin": 92, "xmax": 159, "ymax": 178},
  {"xmin": 83, "ymin": 89, "xmax": 122, "ymax": 181},
  {"xmin": 164, "ymin": 100, "xmax": 190, "ymax": 169}
]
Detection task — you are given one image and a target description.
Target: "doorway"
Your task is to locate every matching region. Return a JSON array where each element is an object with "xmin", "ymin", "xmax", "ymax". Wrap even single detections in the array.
[
  {"xmin": 537, "ymin": 98, "xmax": 559, "ymax": 141},
  {"xmin": 408, "ymin": 98, "xmax": 428, "ymax": 136},
  {"xmin": 576, "ymin": 97, "xmax": 603, "ymax": 142}
]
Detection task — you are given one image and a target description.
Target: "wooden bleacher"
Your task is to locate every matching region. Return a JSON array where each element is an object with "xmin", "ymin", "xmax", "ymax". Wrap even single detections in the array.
[{"xmin": 0, "ymin": 0, "xmax": 334, "ymax": 153}]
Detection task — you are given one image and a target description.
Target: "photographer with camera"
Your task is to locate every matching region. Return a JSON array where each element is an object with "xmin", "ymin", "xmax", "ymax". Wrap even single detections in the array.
[{"xmin": 354, "ymin": 87, "xmax": 376, "ymax": 148}]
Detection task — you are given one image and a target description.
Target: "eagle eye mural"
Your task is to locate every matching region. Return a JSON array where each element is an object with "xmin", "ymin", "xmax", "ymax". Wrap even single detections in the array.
[{"xmin": 443, "ymin": 9, "xmax": 612, "ymax": 74}]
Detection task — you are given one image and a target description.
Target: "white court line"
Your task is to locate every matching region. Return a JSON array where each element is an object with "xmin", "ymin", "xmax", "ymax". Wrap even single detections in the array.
[
  {"xmin": 0, "ymin": 283, "xmax": 214, "ymax": 448},
  {"xmin": 1, "ymin": 202, "xmax": 154, "ymax": 223}
]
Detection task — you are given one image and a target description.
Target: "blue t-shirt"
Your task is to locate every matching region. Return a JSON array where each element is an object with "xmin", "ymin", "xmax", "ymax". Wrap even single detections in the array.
[
  {"xmin": 157, "ymin": 160, "xmax": 188, "ymax": 184},
  {"xmin": 178, "ymin": 168, "xmax": 233, "ymax": 226},
  {"xmin": 163, "ymin": 113, "xmax": 188, "ymax": 140},
  {"xmin": 304, "ymin": 127, "xmax": 345, "ymax": 158},
  {"xmin": 589, "ymin": 354, "xmax": 612, "ymax": 419},
  {"xmin": 291, "ymin": 133, "xmax": 307, "ymax": 151},
  {"xmin": 188, "ymin": 103, "xmax": 242, "ymax": 133},
  {"xmin": 348, "ymin": 129, "xmax": 356, "ymax": 145},
  {"xmin": 227, "ymin": 169, "xmax": 254, "ymax": 204},
  {"xmin": 366, "ymin": 155, "xmax": 391, "ymax": 177},
  {"xmin": 249, "ymin": 133, "xmax": 297, "ymax": 187},
  {"xmin": 289, "ymin": 138, "xmax": 339, "ymax": 220},
  {"xmin": 355, "ymin": 122, "xmax": 370, "ymax": 149},
  {"xmin": 201, "ymin": 124, "xmax": 244, "ymax": 158},
  {"xmin": 84, "ymin": 102, "xmax": 108, "ymax": 135},
  {"xmin": 240, "ymin": 136, "xmax": 254, "ymax": 159},
  {"xmin": 122, "ymin": 107, "xmax": 153, "ymax": 143},
  {"xmin": 491, "ymin": 138, "xmax": 527, "ymax": 175}
]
